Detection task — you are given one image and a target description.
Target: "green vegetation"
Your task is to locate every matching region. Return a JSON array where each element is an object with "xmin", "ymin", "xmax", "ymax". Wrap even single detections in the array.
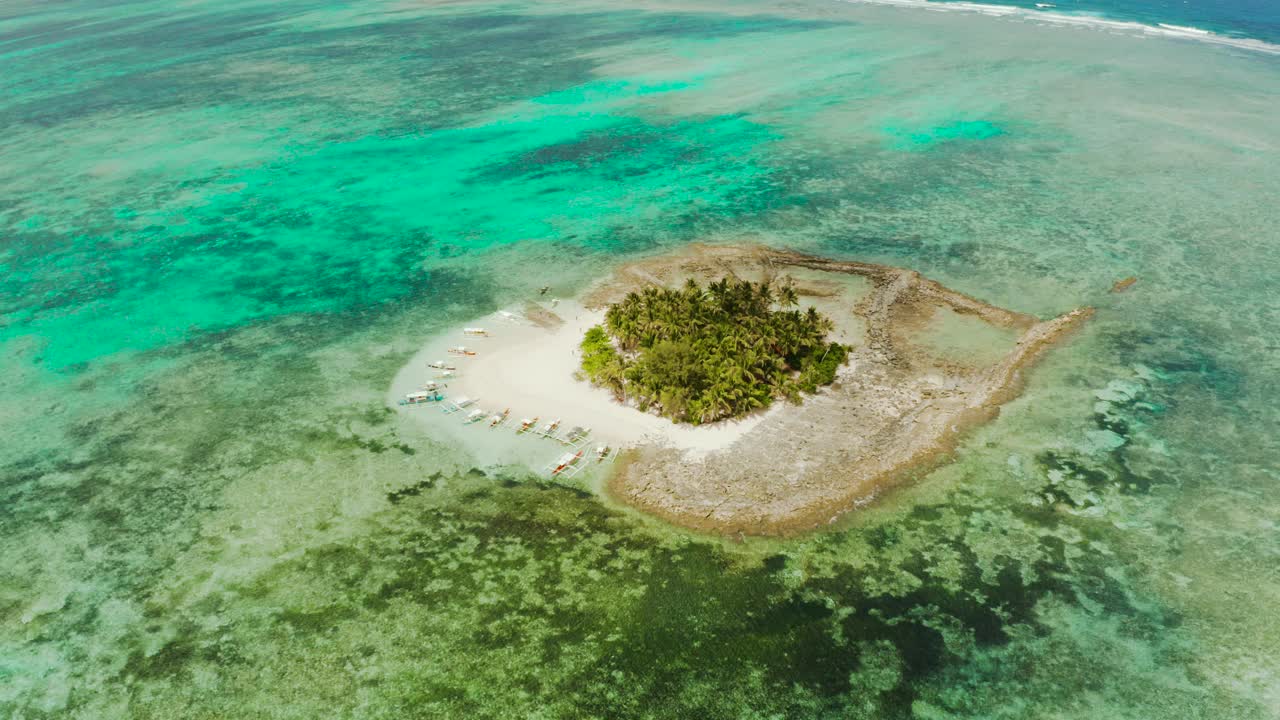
[{"xmin": 580, "ymin": 277, "xmax": 848, "ymax": 424}]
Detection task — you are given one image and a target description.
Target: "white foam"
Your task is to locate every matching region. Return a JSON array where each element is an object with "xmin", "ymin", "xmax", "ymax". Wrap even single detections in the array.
[
  {"xmin": 1158, "ymin": 23, "xmax": 1211, "ymax": 36},
  {"xmin": 838, "ymin": 0, "xmax": 1280, "ymax": 55}
]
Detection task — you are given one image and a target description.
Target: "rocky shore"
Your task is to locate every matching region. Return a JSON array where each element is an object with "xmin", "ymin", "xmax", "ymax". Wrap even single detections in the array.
[{"xmin": 598, "ymin": 245, "xmax": 1092, "ymax": 535}]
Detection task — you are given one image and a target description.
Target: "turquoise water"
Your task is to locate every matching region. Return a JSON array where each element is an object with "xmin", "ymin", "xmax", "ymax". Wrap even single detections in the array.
[{"xmin": 3, "ymin": 0, "xmax": 1279, "ymax": 717}]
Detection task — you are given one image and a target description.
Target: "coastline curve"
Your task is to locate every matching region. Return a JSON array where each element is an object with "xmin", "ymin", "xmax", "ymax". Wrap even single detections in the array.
[{"xmin": 596, "ymin": 245, "xmax": 1093, "ymax": 536}]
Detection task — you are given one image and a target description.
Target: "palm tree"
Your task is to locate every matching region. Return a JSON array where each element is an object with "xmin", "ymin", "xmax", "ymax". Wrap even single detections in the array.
[
  {"xmin": 756, "ymin": 280, "xmax": 774, "ymax": 308},
  {"xmin": 581, "ymin": 275, "xmax": 845, "ymax": 423},
  {"xmin": 778, "ymin": 281, "xmax": 799, "ymax": 308}
]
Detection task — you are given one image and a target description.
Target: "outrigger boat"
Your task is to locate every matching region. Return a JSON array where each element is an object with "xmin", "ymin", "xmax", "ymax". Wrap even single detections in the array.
[
  {"xmin": 435, "ymin": 370, "xmax": 457, "ymax": 380},
  {"xmin": 464, "ymin": 408, "xmax": 487, "ymax": 424},
  {"xmin": 562, "ymin": 426, "xmax": 590, "ymax": 444},
  {"xmin": 400, "ymin": 389, "xmax": 443, "ymax": 405},
  {"xmin": 596, "ymin": 445, "xmax": 611, "ymax": 463},
  {"xmin": 427, "ymin": 360, "xmax": 456, "ymax": 371},
  {"xmin": 488, "ymin": 408, "xmax": 510, "ymax": 428},
  {"xmin": 550, "ymin": 450, "xmax": 584, "ymax": 476},
  {"xmin": 463, "ymin": 327, "xmax": 489, "ymax": 337},
  {"xmin": 447, "ymin": 346, "xmax": 477, "ymax": 356},
  {"xmin": 420, "ymin": 380, "xmax": 445, "ymax": 391},
  {"xmin": 442, "ymin": 395, "xmax": 478, "ymax": 414},
  {"xmin": 517, "ymin": 416, "xmax": 540, "ymax": 434},
  {"xmin": 540, "ymin": 418, "xmax": 561, "ymax": 436}
]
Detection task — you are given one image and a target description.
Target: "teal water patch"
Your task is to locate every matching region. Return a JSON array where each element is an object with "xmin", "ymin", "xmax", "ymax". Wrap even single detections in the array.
[
  {"xmin": 533, "ymin": 78, "xmax": 698, "ymax": 105},
  {"xmin": 0, "ymin": 3, "xmax": 849, "ymax": 371},
  {"xmin": 882, "ymin": 120, "xmax": 1006, "ymax": 150},
  {"xmin": 1, "ymin": 98, "xmax": 780, "ymax": 370}
]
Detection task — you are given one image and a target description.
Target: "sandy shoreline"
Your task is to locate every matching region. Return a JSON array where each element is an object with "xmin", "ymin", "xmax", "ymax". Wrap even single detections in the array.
[
  {"xmin": 388, "ymin": 297, "xmax": 780, "ymax": 475},
  {"xmin": 391, "ymin": 245, "xmax": 1091, "ymax": 536},
  {"xmin": 400, "ymin": 300, "xmax": 775, "ymax": 453}
]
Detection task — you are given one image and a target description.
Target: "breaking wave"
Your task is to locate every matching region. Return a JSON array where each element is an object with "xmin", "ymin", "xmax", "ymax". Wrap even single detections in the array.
[{"xmin": 840, "ymin": 0, "xmax": 1280, "ymax": 55}]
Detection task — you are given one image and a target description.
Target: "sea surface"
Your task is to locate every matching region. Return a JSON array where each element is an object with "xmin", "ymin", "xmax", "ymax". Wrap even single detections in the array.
[
  {"xmin": 926, "ymin": 0, "xmax": 1280, "ymax": 43},
  {"xmin": 2, "ymin": 0, "xmax": 1278, "ymax": 717}
]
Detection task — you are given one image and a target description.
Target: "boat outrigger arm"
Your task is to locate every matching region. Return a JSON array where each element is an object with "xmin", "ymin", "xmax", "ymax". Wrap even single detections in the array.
[
  {"xmin": 442, "ymin": 396, "xmax": 478, "ymax": 414},
  {"xmin": 548, "ymin": 450, "xmax": 584, "ymax": 477},
  {"xmin": 562, "ymin": 426, "xmax": 591, "ymax": 446}
]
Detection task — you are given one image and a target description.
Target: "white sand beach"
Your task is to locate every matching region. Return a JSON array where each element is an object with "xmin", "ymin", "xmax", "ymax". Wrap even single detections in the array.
[{"xmin": 389, "ymin": 297, "xmax": 776, "ymax": 471}]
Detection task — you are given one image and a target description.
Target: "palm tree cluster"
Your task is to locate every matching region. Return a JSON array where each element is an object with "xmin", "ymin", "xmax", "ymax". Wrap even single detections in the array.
[{"xmin": 579, "ymin": 276, "xmax": 848, "ymax": 424}]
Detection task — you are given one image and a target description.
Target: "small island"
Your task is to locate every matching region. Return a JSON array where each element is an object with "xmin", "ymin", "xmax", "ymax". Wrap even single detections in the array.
[
  {"xmin": 579, "ymin": 278, "xmax": 848, "ymax": 424},
  {"xmin": 392, "ymin": 244, "xmax": 1093, "ymax": 536}
]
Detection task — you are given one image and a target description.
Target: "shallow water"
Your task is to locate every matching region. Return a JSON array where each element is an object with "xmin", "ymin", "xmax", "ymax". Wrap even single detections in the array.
[
  {"xmin": 907, "ymin": 305, "xmax": 1023, "ymax": 368},
  {"xmin": 2, "ymin": 0, "xmax": 1279, "ymax": 717}
]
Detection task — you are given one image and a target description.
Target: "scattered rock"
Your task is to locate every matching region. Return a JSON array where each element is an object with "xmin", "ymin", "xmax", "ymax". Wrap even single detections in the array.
[{"xmin": 1111, "ymin": 276, "xmax": 1138, "ymax": 293}]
